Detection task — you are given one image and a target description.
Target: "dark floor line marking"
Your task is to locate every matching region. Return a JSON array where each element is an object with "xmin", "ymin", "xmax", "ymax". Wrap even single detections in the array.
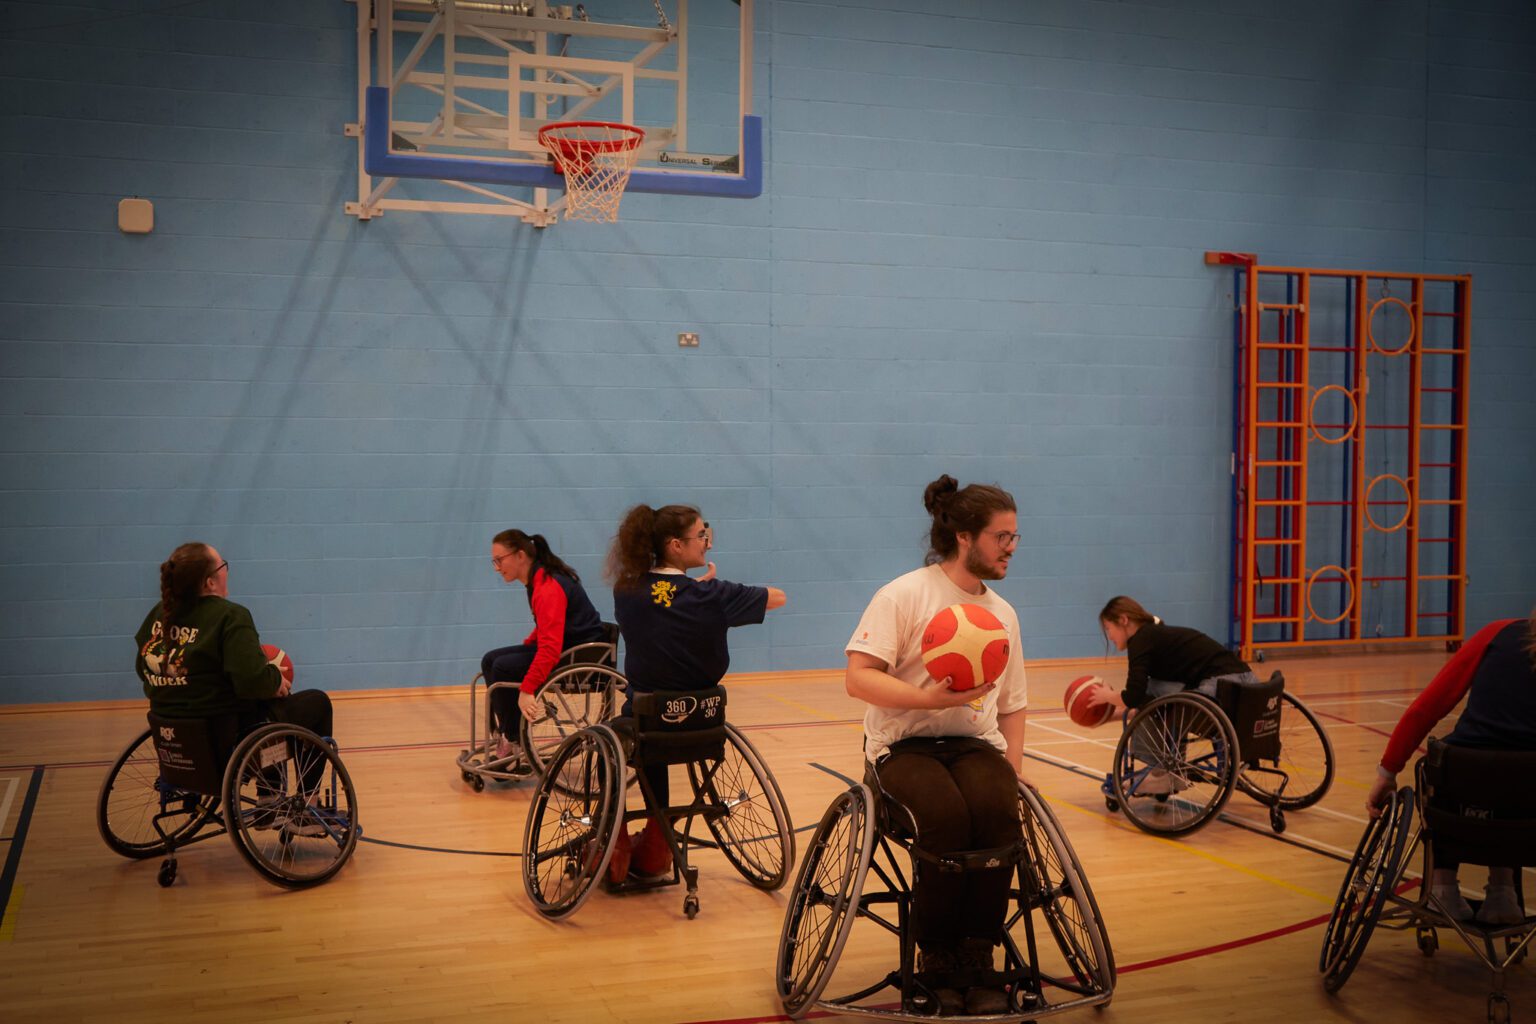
[{"xmin": 0, "ymin": 766, "xmax": 44, "ymax": 938}]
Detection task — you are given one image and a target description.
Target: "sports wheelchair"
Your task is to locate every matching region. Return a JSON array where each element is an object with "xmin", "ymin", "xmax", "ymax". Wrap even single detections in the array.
[
  {"xmin": 776, "ymin": 764, "xmax": 1115, "ymax": 1021},
  {"xmin": 97, "ymin": 712, "xmax": 359, "ymax": 889},
  {"xmin": 457, "ymin": 622, "xmax": 622, "ymax": 790},
  {"xmin": 1320, "ymin": 740, "xmax": 1534, "ymax": 1024},
  {"xmin": 1100, "ymin": 670, "xmax": 1334, "ymax": 837},
  {"xmin": 521, "ymin": 684, "xmax": 794, "ymax": 920}
]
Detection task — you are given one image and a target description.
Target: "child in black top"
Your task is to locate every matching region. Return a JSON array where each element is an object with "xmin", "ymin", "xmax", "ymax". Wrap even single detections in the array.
[
  {"xmin": 604, "ymin": 503, "xmax": 786, "ymax": 880},
  {"xmin": 1088, "ymin": 595, "xmax": 1256, "ymax": 795}
]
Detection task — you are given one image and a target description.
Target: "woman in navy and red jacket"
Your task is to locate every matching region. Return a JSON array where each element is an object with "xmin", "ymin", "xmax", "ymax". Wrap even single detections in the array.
[
  {"xmin": 484, "ymin": 529, "xmax": 605, "ymax": 757},
  {"xmin": 1366, "ymin": 611, "xmax": 1536, "ymax": 925}
]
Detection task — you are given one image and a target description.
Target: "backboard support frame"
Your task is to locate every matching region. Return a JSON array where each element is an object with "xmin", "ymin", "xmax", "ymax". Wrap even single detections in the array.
[{"xmin": 345, "ymin": 0, "xmax": 758, "ymax": 227}]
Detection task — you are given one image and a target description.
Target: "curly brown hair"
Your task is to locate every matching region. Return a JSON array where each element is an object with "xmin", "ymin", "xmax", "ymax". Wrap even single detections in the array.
[{"xmin": 605, "ymin": 504, "xmax": 701, "ymax": 590}]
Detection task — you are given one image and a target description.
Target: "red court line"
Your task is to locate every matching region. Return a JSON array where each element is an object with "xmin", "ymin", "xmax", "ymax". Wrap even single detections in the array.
[{"xmin": 1313, "ymin": 708, "xmax": 1396, "ymax": 740}]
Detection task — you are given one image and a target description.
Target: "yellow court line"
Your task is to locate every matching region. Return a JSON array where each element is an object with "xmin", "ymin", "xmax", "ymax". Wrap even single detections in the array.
[
  {"xmin": 1035, "ymin": 774, "xmax": 1335, "ymax": 905},
  {"xmin": 0, "ymin": 885, "xmax": 21, "ymax": 943}
]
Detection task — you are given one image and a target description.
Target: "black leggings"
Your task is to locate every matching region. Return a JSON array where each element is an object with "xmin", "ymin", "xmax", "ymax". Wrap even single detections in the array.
[
  {"xmin": 240, "ymin": 690, "xmax": 335, "ymax": 793},
  {"xmin": 876, "ymin": 738, "xmax": 1020, "ymax": 947}
]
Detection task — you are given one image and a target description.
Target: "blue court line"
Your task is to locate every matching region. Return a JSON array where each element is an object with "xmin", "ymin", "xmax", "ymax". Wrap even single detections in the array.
[{"xmin": 0, "ymin": 767, "xmax": 44, "ymax": 936}]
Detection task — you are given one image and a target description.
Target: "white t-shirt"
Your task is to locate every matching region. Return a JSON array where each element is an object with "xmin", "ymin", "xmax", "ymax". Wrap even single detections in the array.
[{"xmin": 846, "ymin": 563, "xmax": 1029, "ymax": 763}]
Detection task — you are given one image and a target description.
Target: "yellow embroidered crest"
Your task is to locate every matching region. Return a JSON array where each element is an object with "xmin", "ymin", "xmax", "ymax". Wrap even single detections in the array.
[{"xmin": 651, "ymin": 579, "xmax": 678, "ymax": 608}]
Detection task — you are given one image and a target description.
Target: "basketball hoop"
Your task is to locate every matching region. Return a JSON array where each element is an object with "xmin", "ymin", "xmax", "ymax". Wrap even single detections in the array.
[{"xmin": 537, "ymin": 121, "xmax": 646, "ymax": 223}]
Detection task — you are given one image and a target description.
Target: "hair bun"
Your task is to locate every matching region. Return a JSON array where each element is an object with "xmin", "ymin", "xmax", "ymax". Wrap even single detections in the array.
[{"xmin": 922, "ymin": 474, "xmax": 959, "ymax": 516}]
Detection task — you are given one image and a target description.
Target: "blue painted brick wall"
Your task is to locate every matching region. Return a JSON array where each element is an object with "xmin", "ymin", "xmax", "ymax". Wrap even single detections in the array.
[{"xmin": 1, "ymin": 0, "xmax": 1532, "ymax": 702}]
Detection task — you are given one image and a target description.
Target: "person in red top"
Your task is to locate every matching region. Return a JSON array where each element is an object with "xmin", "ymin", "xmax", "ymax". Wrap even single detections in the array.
[
  {"xmin": 1366, "ymin": 611, "xmax": 1536, "ymax": 925},
  {"xmin": 483, "ymin": 529, "xmax": 605, "ymax": 761}
]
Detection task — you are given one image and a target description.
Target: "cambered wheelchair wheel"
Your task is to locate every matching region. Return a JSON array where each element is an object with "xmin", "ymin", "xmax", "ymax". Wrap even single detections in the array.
[
  {"xmin": 521, "ymin": 663, "xmax": 623, "ymax": 791},
  {"xmin": 1110, "ymin": 692, "xmax": 1240, "ymax": 837},
  {"xmin": 1319, "ymin": 786, "xmax": 1415, "ymax": 992},
  {"xmin": 97, "ymin": 728, "xmax": 218, "ymax": 859},
  {"xmin": 689, "ymin": 723, "xmax": 795, "ymax": 891},
  {"xmin": 1013, "ymin": 784, "xmax": 1116, "ymax": 998},
  {"xmin": 222, "ymin": 724, "xmax": 360, "ymax": 889},
  {"xmin": 775, "ymin": 785, "xmax": 877, "ymax": 1019},
  {"xmin": 522, "ymin": 724, "xmax": 626, "ymax": 919},
  {"xmin": 1235, "ymin": 691, "xmax": 1335, "ymax": 810}
]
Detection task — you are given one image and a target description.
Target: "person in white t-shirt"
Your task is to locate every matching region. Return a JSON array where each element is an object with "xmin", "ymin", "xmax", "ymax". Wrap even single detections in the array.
[{"xmin": 845, "ymin": 474, "xmax": 1029, "ymax": 1016}]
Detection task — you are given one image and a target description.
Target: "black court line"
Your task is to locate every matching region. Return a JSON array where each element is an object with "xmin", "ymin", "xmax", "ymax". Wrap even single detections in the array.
[
  {"xmin": 357, "ymin": 807, "xmax": 819, "ymax": 859},
  {"xmin": 0, "ymin": 767, "xmax": 45, "ymax": 935}
]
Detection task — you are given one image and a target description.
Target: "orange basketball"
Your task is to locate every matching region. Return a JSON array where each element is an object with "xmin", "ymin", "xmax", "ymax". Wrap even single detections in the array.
[
  {"xmin": 261, "ymin": 643, "xmax": 295, "ymax": 685},
  {"xmin": 920, "ymin": 603, "xmax": 1010, "ymax": 691},
  {"xmin": 1064, "ymin": 675, "xmax": 1114, "ymax": 727}
]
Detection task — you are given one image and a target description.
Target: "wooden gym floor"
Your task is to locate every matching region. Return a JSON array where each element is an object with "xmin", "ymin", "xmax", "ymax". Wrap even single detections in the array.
[{"xmin": 1, "ymin": 648, "xmax": 1529, "ymax": 1023}]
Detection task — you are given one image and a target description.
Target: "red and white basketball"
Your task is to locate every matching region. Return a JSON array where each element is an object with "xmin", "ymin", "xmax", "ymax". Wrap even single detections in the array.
[
  {"xmin": 920, "ymin": 603, "xmax": 1010, "ymax": 692},
  {"xmin": 1064, "ymin": 675, "xmax": 1114, "ymax": 728},
  {"xmin": 261, "ymin": 643, "xmax": 295, "ymax": 685}
]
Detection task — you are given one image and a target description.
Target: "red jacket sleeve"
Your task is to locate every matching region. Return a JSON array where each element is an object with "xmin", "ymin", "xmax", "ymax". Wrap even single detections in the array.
[
  {"xmin": 520, "ymin": 569, "xmax": 569, "ymax": 694},
  {"xmin": 1379, "ymin": 620, "xmax": 1516, "ymax": 773}
]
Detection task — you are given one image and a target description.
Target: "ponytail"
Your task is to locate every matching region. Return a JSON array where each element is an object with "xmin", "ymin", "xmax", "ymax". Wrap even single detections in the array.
[
  {"xmin": 606, "ymin": 503, "xmax": 701, "ymax": 590},
  {"xmin": 1099, "ymin": 596, "xmax": 1158, "ymax": 627},
  {"xmin": 158, "ymin": 542, "xmax": 216, "ymax": 638},
  {"xmin": 492, "ymin": 529, "xmax": 581, "ymax": 584}
]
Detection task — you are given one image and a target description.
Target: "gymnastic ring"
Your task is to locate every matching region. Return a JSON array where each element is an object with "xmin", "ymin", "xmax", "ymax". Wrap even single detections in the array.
[
  {"xmin": 1364, "ymin": 474, "xmax": 1412, "ymax": 533},
  {"xmin": 1308, "ymin": 384, "xmax": 1358, "ymax": 445},
  {"xmin": 1367, "ymin": 296, "xmax": 1416, "ymax": 357},
  {"xmin": 1305, "ymin": 564, "xmax": 1355, "ymax": 626}
]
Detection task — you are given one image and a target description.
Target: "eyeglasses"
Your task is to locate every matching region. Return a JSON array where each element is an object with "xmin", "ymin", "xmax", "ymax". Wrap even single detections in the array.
[
  {"xmin": 987, "ymin": 530, "xmax": 1022, "ymax": 548},
  {"xmin": 492, "ymin": 552, "xmax": 518, "ymax": 568},
  {"xmin": 214, "ymin": 560, "xmax": 229, "ymax": 574}
]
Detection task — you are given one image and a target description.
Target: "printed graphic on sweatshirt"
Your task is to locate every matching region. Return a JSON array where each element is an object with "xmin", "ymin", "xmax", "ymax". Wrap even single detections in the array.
[{"xmin": 141, "ymin": 620, "xmax": 199, "ymax": 687}]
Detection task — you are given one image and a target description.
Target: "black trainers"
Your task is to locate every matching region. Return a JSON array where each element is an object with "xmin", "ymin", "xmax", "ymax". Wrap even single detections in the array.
[{"xmin": 915, "ymin": 946, "xmax": 966, "ymax": 1015}]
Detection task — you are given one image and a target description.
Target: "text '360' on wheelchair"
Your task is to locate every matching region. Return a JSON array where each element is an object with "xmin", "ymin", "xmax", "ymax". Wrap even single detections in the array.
[
  {"xmin": 776, "ymin": 768, "xmax": 1115, "ymax": 1021},
  {"xmin": 97, "ymin": 712, "xmax": 359, "ymax": 889},
  {"xmin": 1101, "ymin": 670, "xmax": 1335, "ymax": 837},
  {"xmin": 1320, "ymin": 741, "xmax": 1534, "ymax": 1024},
  {"xmin": 457, "ymin": 623, "xmax": 621, "ymax": 790},
  {"xmin": 520, "ymin": 684, "xmax": 794, "ymax": 920}
]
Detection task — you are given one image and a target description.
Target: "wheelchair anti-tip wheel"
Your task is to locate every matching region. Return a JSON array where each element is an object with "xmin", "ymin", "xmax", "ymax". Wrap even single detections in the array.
[
  {"xmin": 1319, "ymin": 786, "xmax": 1415, "ymax": 992},
  {"xmin": 98, "ymin": 728, "xmax": 218, "ymax": 860},
  {"xmin": 1110, "ymin": 692, "xmax": 1240, "ymax": 837},
  {"xmin": 775, "ymin": 785, "xmax": 877, "ymax": 1019},
  {"xmin": 521, "ymin": 663, "xmax": 624, "ymax": 790},
  {"xmin": 522, "ymin": 724, "xmax": 626, "ymax": 919},
  {"xmin": 223, "ymin": 723, "xmax": 360, "ymax": 889},
  {"xmin": 1234, "ymin": 691, "xmax": 1336, "ymax": 811},
  {"xmin": 690, "ymin": 723, "xmax": 795, "ymax": 891}
]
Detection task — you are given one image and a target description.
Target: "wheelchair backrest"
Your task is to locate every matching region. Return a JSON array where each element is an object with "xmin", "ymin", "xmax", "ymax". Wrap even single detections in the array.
[
  {"xmin": 556, "ymin": 621, "xmax": 620, "ymax": 670},
  {"xmin": 146, "ymin": 712, "xmax": 239, "ymax": 797},
  {"xmin": 631, "ymin": 685, "xmax": 728, "ymax": 766},
  {"xmin": 1216, "ymin": 671, "xmax": 1284, "ymax": 763},
  {"xmin": 1420, "ymin": 739, "xmax": 1536, "ymax": 867}
]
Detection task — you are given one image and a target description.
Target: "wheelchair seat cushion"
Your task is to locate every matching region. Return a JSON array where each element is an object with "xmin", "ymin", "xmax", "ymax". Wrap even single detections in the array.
[{"xmin": 1216, "ymin": 672, "xmax": 1284, "ymax": 762}]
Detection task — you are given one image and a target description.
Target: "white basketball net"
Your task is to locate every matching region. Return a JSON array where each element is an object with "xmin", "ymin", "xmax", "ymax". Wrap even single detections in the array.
[{"xmin": 539, "ymin": 122, "xmax": 645, "ymax": 223}]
